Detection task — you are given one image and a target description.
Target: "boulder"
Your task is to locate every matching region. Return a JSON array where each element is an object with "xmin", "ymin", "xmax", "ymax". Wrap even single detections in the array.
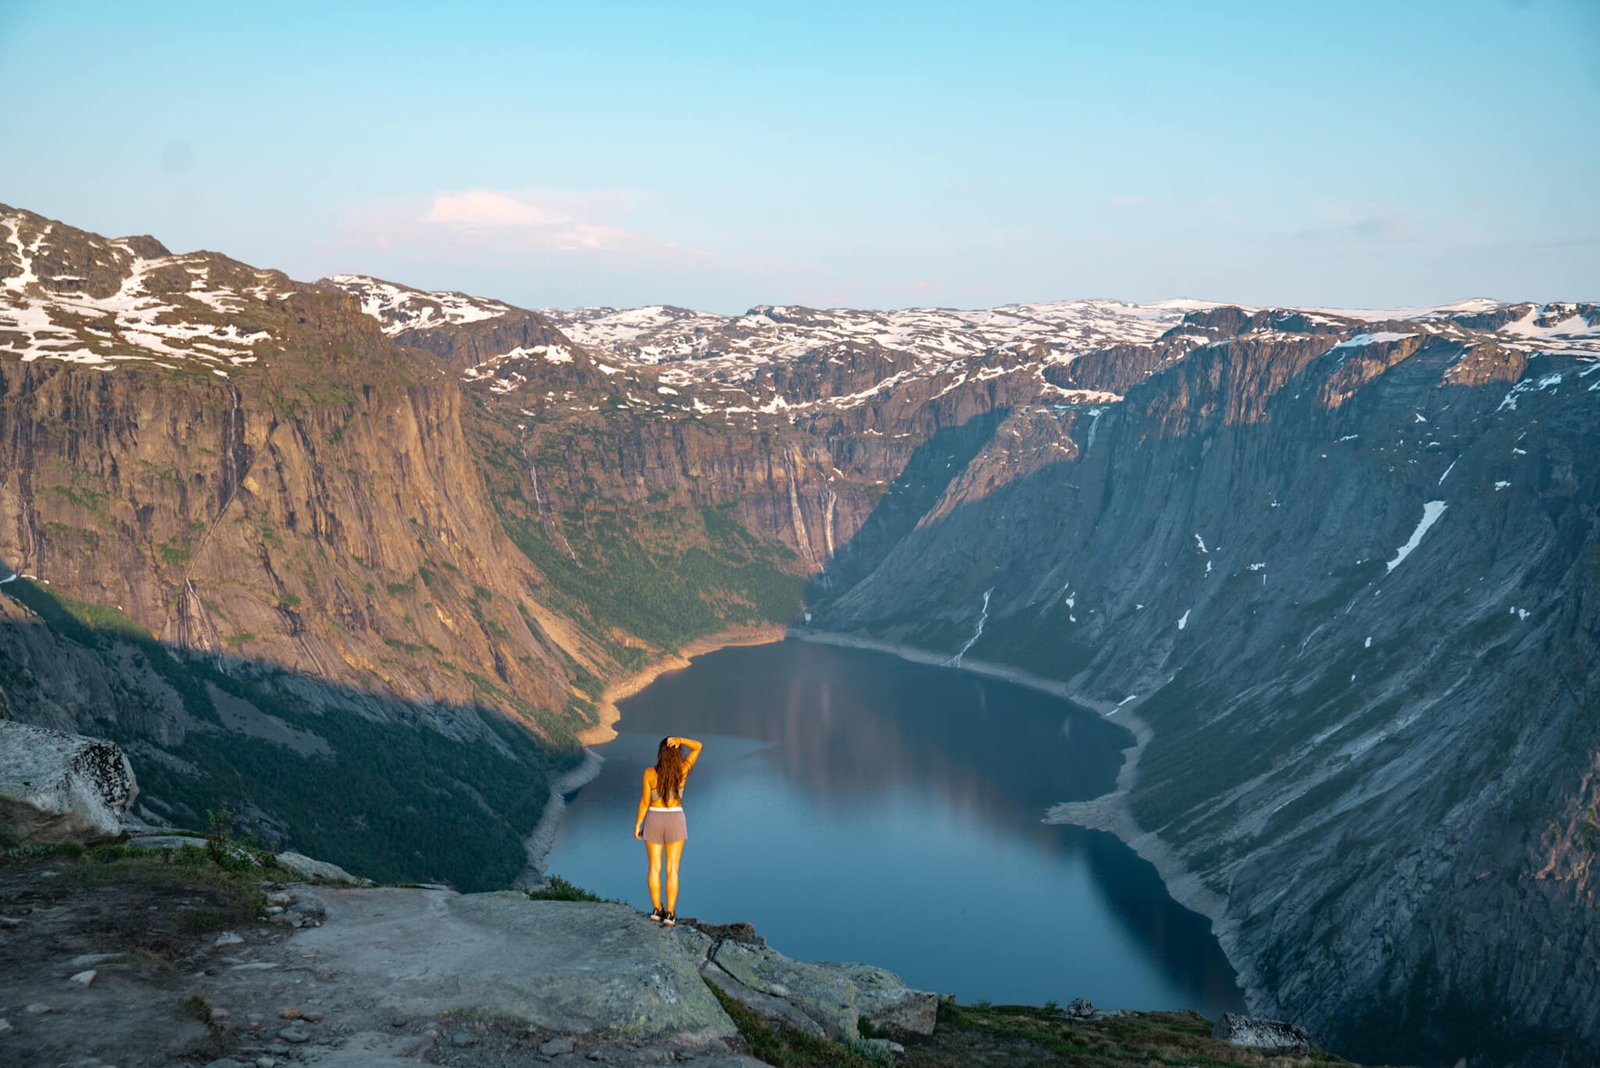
[
  {"xmin": 709, "ymin": 939, "xmax": 861, "ymax": 1039},
  {"xmin": 816, "ymin": 961, "xmax": 939, "ymax": 1035},
  {"xmin": 274, "ymin": 851, "xmax": 370, "ymax": 885},
  {"xmin": 0, "ymin": 722, "xmax": 137, "ymax": 846},
  {"xmin": 1212, "ymin": 1012, "xmax": 1312, "ymax": 1054}
]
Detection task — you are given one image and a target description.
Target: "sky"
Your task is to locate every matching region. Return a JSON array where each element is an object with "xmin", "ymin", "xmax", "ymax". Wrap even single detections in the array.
[{"xmin": 2, "ymin": 0, "xmax": 1596, "ymax": 313}]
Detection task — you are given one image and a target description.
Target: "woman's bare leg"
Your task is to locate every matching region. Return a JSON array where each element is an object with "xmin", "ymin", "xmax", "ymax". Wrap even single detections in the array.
[
  {"xmin": 664, "ymin": 840, "xmax": 685, "ymax": 915},
  {"xmin": 646, "ymin": 841, "xmax": 664, "ymax": 913}
]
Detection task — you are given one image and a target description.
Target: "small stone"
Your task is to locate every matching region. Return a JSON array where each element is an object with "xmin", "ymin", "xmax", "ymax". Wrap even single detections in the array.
[
  {"xmin": 540, "ymin": 1036, "xmax": 577, "ymax": 1055},
  {"xmin": 279, "ymin": 1008, "xmax": 302, "ymax": 1020},
  {"xmin": 264, "ymin": 906, "xmax": 284, "ymax": 915},
  {"xmin": 256, "ymin": 1059, "xmax": 277, "ymax": 1068},
  {"xmin": 0, "ymin": 1017, "xmax": 11, "ymax": 1032},
  {"xmin": 586, "ymin": 1053, "xmax": 605, "ymax": 1062},
  {"xmin": 215, "ymin": 932, "xmax": 245, "ymax": 946},
  {"xmin": 1066, "ymin": 997, "xmax": 1095, "ymax": 1019},
  {"xmin": 391, "ymin": 1017, "xmax": 409, "ymax": 1029},
  {"xmin": 278, "ymin": 1026, "xmax": 310, "ymax": 1044},
  {"xmin": 24, "ymin": 1002, "xmax": 55, "ymax": 1014},
  {"xmin": 211, "ymin": 1009, "xmax": 232, "ymax": 1020},
  {"xmin": 68, "ymin": 969, "xmax": 97, "ymax": 986},
  {"xmin": 265, "ymin": 1043, "xmax": 291, "ymax": 1055},
  {"xmin": 303, "ymin": 1011, "xmax": 324, "ymax": 1023},
  {"xmin": 204, "ymin": 1059, "xmax": 245, "ymax": 1068},
  {"xmin": 451, "ymin": 1032, "xmax": 476, "ymax": 1047},
  {"xmin": 266, "ymin": 892, "xmax": 294, "ymax": 907},
  {"xmin": 0, "ymin": 916, "xmax": 24, "ymax": 927}
]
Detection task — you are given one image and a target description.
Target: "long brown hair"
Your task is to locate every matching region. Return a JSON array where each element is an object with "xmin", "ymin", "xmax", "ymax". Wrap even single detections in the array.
[{"xmin": 653, "ymin": 738, "xmax": 687, "ymax": 804}]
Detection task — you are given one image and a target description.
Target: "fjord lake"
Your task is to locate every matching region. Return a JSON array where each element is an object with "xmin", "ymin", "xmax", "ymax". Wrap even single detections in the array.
[{"xmin": 545, "ymin": 640, "xmax": 1243, "ymax": 1014}]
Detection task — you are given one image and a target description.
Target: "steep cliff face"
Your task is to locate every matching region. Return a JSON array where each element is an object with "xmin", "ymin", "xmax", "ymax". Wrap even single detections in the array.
[
  {"xmin": 0, "ymin": 207, "xmax": 586, "ymax": 729},
  {"xmin": 0, "ymin": 208, "xmax": 609, "ymax": 887},
  {"xmin": 809, "ymin": 318, "xmax": 1600, "ymax": 1064}
]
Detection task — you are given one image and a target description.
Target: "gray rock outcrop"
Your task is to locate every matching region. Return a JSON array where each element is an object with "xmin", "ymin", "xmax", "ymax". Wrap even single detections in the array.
[
  {"xmin": 1212, "ymin": 1012, "xmax": 1311, "ymax": 1054},
  {"xmin": 0, "ymin": 721, "xmax": 136, "ymax": 845},
  {"xmin": 273, "ymin": 851, "xmax": 370, "ymax": 885},
  {"xmin": 815, "ymin": 960, "xmax": 939, "ymax": 1035}
]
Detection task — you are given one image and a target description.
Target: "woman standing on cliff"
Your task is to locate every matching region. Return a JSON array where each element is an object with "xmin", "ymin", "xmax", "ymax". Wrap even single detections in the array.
[{"xmin": 634, "ymin": 735, "xmax": 702, "ymax": 926}]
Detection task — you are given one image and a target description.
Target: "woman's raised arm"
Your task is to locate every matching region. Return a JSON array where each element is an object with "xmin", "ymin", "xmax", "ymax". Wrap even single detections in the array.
[{"xmin": 670, "ymin": 736, "xmax": 704, "ymax": 772}]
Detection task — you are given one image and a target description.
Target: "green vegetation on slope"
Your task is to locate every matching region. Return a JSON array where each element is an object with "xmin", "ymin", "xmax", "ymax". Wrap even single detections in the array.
[
  {"xmin": 899, "ymin": 1001, "xmax": 1355, "ymax": 1067},
  {"xmin": 2, "ymin": 578, "xmax": 575, "ymax": 892},
  {"xmin": 502, "ymin": 501, "xmax": 804, "ymax": 658}
]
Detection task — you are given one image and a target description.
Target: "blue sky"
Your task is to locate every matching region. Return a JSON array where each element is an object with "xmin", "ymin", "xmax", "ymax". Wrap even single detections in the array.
[{"xmin": 2, "ymin": 0, "xmax": 1596, "ymax": 312}]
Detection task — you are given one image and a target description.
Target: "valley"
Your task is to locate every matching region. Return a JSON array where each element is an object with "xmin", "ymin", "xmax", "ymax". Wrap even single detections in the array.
[{"xmin": 3, "ymin": 203, "xmax": 1598, "ymax": 1063}]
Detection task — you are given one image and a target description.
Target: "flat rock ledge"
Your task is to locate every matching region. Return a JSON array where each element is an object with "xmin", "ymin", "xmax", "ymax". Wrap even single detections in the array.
[
  {"xmin": 0, "ymin": 721, "xmax": 137, "ymax": 846},
  {"xmin": 8, "ymin": 865, "xmax": 936, "ymax": 1066},
  {"xmin": 209, "ymin": 885, "xmax": 932, "ymax": 1063}
]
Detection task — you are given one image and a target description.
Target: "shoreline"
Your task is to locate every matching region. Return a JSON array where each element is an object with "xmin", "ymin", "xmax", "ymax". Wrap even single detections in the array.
[
  {"xmin": 793, "ymin": 627, "xmax": 1256, "ymax": 1010},
  {"xmin": 519, "ymin": 623, "xmax": 787, "ymax": 887},
  {"xmin": 514, "ymin": 748, "xmax": 605, "ymax": 890},
  {"xmin": 575, "ymin": 624, "xmax": 789, "ymax": 746}
]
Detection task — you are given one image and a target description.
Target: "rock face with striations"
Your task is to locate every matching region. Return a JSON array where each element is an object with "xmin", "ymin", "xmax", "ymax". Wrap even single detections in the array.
[{"xmin": 0, "ymin": 721, "xmax": 136, "ymax": 844}]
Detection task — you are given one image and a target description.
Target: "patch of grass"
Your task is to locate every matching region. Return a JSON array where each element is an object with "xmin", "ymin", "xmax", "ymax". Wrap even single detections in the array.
[
  {"xmin": 706, "ymin": 979, "xmax": 883, "ymax": 1068},
  {"xmin": 524, "ymin": 875, "xmax": 603, "ymax": 902},
  {"xmin": 1, "ymin": 841, "xmax": 87, "ymax": 864},
  {"xmin": 182, "ymin": 908, "xmax": 231, "ymax": 933},
  {"xmin": 182, "ymin": 993, "xmax": 214, "ymax": 1024}
]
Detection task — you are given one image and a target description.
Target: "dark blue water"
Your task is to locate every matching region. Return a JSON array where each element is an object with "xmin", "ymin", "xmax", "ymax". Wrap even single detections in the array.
[{"xmin": 546, "ymin": 640, "xmax": 1243, "ymax": 1014}]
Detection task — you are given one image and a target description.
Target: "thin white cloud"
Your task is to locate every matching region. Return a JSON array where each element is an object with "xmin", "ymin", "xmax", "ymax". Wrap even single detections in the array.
[
  {"xmin": 420, "ymin": 189, "xmax": 627, "ymax": 250},
  {"xmin": 1107, "ymin": 195, "xmax": 1152, "ymax": 207},
  {"xmin": 339, "ymin": 188, "xmax": 701, "ymax": 260}
]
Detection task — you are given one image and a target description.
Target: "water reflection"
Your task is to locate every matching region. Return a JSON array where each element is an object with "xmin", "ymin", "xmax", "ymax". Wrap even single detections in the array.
[{"xmin": 546, "ymin": 640, "xmax": 1243, "ymax": 1014}]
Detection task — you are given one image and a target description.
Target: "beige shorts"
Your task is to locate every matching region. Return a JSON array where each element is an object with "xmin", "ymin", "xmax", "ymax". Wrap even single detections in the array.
[{"xmin": 642, "ymin": 808, "xmax": 687, "ymax": 844}]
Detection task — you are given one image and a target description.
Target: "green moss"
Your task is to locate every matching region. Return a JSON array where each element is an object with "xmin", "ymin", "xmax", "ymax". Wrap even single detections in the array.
[{"xmin": 706, "ymin": 980, "xmax": 883, "ymax": 1068}]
